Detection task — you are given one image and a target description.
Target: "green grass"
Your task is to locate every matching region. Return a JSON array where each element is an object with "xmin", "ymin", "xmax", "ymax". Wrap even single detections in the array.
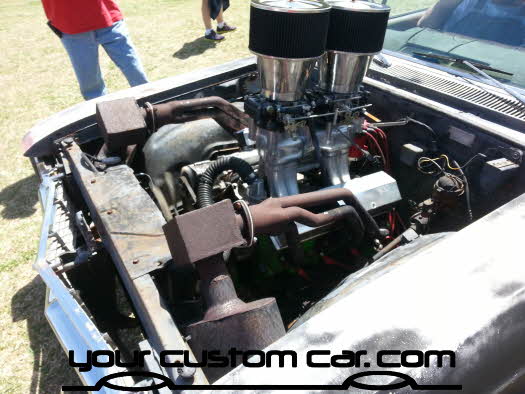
[{"xmin": 0, "ymin": 250, "xmax": 35, "ymax": 273}]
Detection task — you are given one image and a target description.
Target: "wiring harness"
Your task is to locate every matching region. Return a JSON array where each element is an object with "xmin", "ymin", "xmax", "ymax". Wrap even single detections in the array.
[{"xmin": 416, "ymin": 154, "xmax": 473, "ymax": 221}]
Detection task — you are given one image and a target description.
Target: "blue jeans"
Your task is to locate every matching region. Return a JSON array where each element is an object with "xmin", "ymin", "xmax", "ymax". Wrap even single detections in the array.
[{"xmin": 61, "ymin": 20, "xmax": 148, "ymax": 100}]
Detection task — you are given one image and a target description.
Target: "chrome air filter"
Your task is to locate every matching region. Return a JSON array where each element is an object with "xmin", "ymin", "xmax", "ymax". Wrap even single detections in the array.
[
  {"xmin": 249, "ymin": 0, "xmax": 331, "ymax": 101},
  {"xmin": 321, "ymin": 0, "xmax": 390, "ymax": 93}
]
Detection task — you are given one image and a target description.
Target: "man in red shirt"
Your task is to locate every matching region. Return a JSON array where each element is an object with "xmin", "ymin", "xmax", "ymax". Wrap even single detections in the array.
[{"xmin": 42, "ymin": 0, "xmax": 148, "ymax": 100}]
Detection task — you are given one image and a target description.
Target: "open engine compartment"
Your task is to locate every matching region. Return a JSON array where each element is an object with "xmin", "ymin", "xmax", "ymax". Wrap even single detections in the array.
[{"xmin": 26, "ymin": 0, "xmax": 525, "ymax": 387}]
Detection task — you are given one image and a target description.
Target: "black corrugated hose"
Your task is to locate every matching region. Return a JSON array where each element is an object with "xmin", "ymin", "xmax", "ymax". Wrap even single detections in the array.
[{"xmin": 198, "ymin": 156, "xmax": 258, "ymax": 208}]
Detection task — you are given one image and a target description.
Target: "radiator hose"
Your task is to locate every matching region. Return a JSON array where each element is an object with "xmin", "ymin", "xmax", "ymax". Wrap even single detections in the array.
[{"xmin": 198, "ymin": 156, "xmax": 258, "ymax": 208}]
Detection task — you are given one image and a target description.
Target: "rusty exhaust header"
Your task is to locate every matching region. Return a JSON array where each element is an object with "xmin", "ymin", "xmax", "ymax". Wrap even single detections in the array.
[
  {"xmin": 144, "ymin": 96, "xmax": 250, "ymax": 133},
  {"xmin": 163, "ymin": 188, "xmax": 384, "ymax": 267},
  {"xmin": 95, "ymin": 96, "xmax": 250, "ymax": 152},
  {"xmin": 162, "ymin": 189, "xmax": 385, "ymax": 382},
  {"xmin": 245, "ymin": 188, "xmax": 383, "ymax": 239}
]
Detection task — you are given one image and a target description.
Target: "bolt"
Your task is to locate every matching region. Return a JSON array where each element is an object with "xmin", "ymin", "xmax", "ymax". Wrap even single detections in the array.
[{"xmin": 63, "ymin": 137, "xmax": 74, "ymax": 146}]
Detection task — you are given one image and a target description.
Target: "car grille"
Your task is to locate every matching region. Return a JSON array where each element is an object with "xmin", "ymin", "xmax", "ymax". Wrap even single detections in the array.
[{"xmin": 368, "ymin": 62, "xmax": 525, "ymax": 123}]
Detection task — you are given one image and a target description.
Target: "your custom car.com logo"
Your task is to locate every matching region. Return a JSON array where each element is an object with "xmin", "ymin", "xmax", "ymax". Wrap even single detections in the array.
[{"xmin": 63, "ymin": 348, "xmax": 463, "ymax": 392}]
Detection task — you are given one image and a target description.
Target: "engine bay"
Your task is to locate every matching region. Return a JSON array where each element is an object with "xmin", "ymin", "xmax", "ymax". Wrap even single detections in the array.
[{"xmin": 34, "ymin": 0, "xmax": 525, "ymax": 385}]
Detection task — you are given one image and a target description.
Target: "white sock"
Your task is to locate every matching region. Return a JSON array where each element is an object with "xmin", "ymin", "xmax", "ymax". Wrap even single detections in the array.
[
  {"xmin": 217, "ymin": 22, "xmax": 225, "ymax": 29},
  {"xmin": 205, "ymin": 28, "xmax": 213, "ymax": 35}
]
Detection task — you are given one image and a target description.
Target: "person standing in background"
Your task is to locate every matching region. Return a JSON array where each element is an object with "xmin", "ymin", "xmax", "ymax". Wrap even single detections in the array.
[
  {"xmin": 41, "ymin": 0, "xmax": 148, "ymax": 100},
  {"xmin": 202, "ymin": 0, "xmax": 237, "ymax": 41}
]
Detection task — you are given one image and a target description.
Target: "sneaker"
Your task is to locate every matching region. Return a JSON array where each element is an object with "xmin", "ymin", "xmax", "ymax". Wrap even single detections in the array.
[
  {"xmin": 205, "ymin": 29, "xmax": 225, "ymax": 41},
  {"xmin": 217, "ymin": 23, "xmax": 237, "ymax": 33}
]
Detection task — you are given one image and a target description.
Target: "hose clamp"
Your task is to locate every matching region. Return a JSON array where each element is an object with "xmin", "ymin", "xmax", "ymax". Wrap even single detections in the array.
[
  {"xmin": 234, "ymin": 200, "xmax": 255, "ymax": 248},
  {"xmin": 145, "ymin": 102, "xmax": 156, "ymax": 134}
]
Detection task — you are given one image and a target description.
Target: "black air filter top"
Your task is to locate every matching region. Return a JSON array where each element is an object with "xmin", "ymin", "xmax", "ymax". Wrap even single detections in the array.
[
  {"xmin": 249, "ymin": 0, "xmax": 331, "ymax": 59},
  {"xmin": 326, "ymin": 0, "xmax": 390, "ymax": 54}
]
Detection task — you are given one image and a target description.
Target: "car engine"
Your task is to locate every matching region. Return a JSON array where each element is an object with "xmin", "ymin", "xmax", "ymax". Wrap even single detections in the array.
[{"xmin": 35, "ymin": 0, "xmax": 524, "ymax": 385}]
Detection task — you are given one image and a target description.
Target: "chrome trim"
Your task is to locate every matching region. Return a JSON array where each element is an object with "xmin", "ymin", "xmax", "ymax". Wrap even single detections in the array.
[
  {"xmin": 35, "ymin": 175, "xmax": 133, "ymax": 392},
  {"xmin": 328, "ymin": 49, "xmax": 377, "ymax": 56},
  {"xmin": 326, "ymin": 0, "xmax": 390, "ymax": 13},
  {"xmin": 251, "ymin": 0, "xmax": 331, "ymax": 13},
  {"xmin": 319, "ymin": 51, "xmax": 374, "ymax": 94},
  {"xmin": 255, "ymin": 54, "xmax": 321, "ymax": 101}
]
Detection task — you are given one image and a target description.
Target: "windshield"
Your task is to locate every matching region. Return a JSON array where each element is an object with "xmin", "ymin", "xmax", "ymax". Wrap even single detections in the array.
[{"xmin": 379, "ymin": 0, "xmax": 525, "ymax": 90}]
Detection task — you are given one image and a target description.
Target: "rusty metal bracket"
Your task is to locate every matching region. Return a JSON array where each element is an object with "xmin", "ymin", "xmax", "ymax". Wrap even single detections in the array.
[
  {"xmin": 163, "ymin": 199, "xmax": 245, "ymax": 266},
  {"xmin": 64, "ymin": 143, "xmax": 172, "ymax": 279},
  {"xmin": 96, "ymin": 98, "xmax": 148, "ymax": 151},
  {"xmin": 96, "ymin": 96, "xmax": 250, "ymax": 152},
  {"xmin": 62, "ymin": 141, "xmax": 209, "ymax": 385}
]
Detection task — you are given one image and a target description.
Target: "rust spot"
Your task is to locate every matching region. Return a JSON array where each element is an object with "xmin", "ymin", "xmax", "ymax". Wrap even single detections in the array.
[
  {"xmin": 132, "ymin": 259, "xmax": 139, "ymax": 265},
  {"xmin": 107, "ymin": 210, "xmax": 113, "ymax": 215},
  {"xmin": 90, "ymin": 179, "xmax": 96, "ymax": 184}
]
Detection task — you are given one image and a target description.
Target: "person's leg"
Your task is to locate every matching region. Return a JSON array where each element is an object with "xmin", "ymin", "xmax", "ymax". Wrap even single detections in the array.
[
  {"xmin": 202, "ymin": 0, "xmax": 213, "ymax": 31},
  {"xmin": 202, "ymin": 0, "xmax": 224, "ymax": 40},
  {"xmin": 96, "ymin": 20, "xmax": 148, "ymax": 87},
  {"xmin": 216, "ymin": 7, "xmax": 224, "ymax": 25},
  {"xmin": 216, "ymin": 3, "xmax": 236, "ymax": 33},
  {"xmin": 61, "ymin": 31, "xmax": 106, "ymax": 100}
]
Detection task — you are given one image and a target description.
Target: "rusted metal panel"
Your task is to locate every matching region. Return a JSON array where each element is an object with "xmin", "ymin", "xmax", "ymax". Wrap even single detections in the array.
[
  {"xmin": 65, "ymin": 143, "xmax": 171, "ymax": 279},
  {"xmin": 62, "ymin": 142, "xmax": 209, "ymax": 385}
]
